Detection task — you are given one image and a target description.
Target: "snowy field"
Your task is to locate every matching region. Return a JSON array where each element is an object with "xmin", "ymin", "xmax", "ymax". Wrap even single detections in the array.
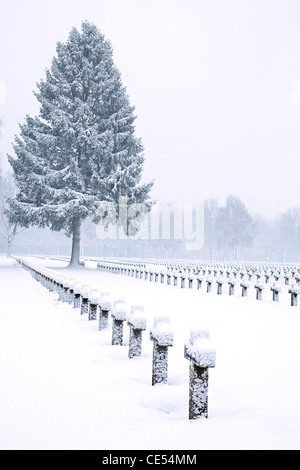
[{"xmin": 1, "ymin": 256, "xmax": 300, "ymax": 450}]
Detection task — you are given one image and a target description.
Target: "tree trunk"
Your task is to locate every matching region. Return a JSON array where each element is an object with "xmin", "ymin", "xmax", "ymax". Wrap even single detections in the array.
[
  {"xmin": 70, "ymin": 217, "xmax": 81, "ymax": 266},
  {"xmin": 7, "ymin": 240, "xmax": 12, "ymax": 258}
]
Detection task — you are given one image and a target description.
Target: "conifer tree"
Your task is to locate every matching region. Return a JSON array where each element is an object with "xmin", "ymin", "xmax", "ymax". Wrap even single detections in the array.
[{"xmin": 8, "ymin": 21, "xmax": 153, "ymax": 265}]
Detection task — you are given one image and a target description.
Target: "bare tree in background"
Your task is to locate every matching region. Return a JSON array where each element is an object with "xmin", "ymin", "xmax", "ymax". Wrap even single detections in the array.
[
  {"xmin": 276, "ymin": 208, "xmax": 300, "ymax": 262},
  {"xmin": 222, "ymin": 195, "xmax": 253, "ymax": 262},
  {"xmin": 0, "ymin": 170, "xmax": 22, "ymax": 257}
]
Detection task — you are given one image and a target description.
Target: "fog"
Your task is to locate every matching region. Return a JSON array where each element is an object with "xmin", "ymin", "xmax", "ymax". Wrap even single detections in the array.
[{"xmin": 1, "ymin": 0, "xmax": 300, "ymax": 219}]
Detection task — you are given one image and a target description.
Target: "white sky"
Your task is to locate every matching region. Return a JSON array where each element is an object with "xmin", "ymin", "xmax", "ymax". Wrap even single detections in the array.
[{"xmin": 0, "ymin": 0, "xmax": 300, "ymax": 217}]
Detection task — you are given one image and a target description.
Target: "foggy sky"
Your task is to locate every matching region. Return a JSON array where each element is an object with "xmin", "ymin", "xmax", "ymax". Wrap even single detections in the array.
[{"xmin": 0, "ymin": 0, "xmax": 300, "ymax": 218}]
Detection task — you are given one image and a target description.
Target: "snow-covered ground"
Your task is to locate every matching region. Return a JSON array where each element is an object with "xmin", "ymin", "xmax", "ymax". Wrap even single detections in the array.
[{"xmin": 1, "ymin": 256, "xmax": 300, "ymax": 450}]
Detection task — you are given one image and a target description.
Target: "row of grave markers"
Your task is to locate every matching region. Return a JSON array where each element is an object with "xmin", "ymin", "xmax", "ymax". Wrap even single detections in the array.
[
  {"xmin": 17, "ymin": 258, "xmax": 216, "ymax": 420},
  {"xmin": 97, "ymin": 261, "xmax": 300, "ymax": 306}
]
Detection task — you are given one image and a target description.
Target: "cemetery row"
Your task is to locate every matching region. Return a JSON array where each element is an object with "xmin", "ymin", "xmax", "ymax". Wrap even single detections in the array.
[
  {"xmin": 17, "ymin": 258, "xmax": 216, "ymax": 421},
  {"xmin": 96, "ymin": 260, "xmax": 300, "ymax": 306}
]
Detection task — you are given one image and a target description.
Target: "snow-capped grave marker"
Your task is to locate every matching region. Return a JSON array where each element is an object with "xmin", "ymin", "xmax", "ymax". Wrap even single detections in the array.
[
  {"xmin": 216, "ymin": 277, "xmax": 224, "ymax": 295},
  {"xmin": 254, "ymin": 282, "xmax": 265, "ymax": 301},
  {"xmin": 226, "ymin": 268, "xmax": 232, "ymax": 279},
  {"xmin": 88, "ymin": 289, "xmax": 100, "ymax": 321},
  {"xmin": 288, "ymin": 286, "xmax": 300, "ymax": 307},
  {"xmin": 265, "ymin": 272, "xmax": 271, "ymax": 284},
  {"xmin": 206, "ymin": 277, "xmax": 213, "ymax": 293},
  {"xmin": 127, "ymin": 305, "xmax": 147, "ymax": 359},
  {"xmin": 111, "ymin": 299, "xmax": 127, "ymax": 346},
  {"xmin": 197, "ymin": 275, "xmax": 204, "ymax": 290},
  {"xmin": 228, "ymin": 279, "xmax": 236, "ymax": 296},
  {"xmin": 99, "ymin": 293, "xmax": 111, "ymax": 330},
  {"xmin": 240, "ymin": 281, "xmax": 250, "ymax": 297},
  {"xmin": 57, "ymin": 275, "xmax": 65, "ymax": 302},
  {"xmin": 63, "ymin": 278, "xmax": 73, "ymax": 304},
  {"xmin": 46, "ymin": 274, "xmax": 53, "ymax": 292},
  {"xmin": 73, "ymin": 282, "xmax": 82, "ymax": 309},
  {"xmin": 270, "ymin": 283, "xmax": 281, "ymax": 302},
  {"xmin": 274, "ymin": 272, "xmax": 280, "ymax": 282},
  {"xmin": 62, "ymin": 278, "xmax": 71, "ymax": 303},
  {"xmin": 51, "ymin": 274, "xmax": 58, "ymax": 295},
  {"xmin": 68, "ymin": 279, "xmax": 75, "ymax": 305},
  {"xmin": 181, "ymin": 274, "xmax": 186, "ymax": 289},
  {"xmin": 80, "ymin": 285, "xmax": 90, "ymax": 316},
  {"xmin": 43, "ymin": 272, "xmax": 52, "ymax": 292},
  {"xmin": 150, "ymin": 316, "xmax": 174, "ymax": 386},
  {"xmin": 45, "ymin": 272, "xmax": 52, "ymax": 290},
  {"xmin": 184, "ymin": 329, "xmax": 216, "ymax": 420},
  {"xmin": 188, "ymin": 274, "xmax": 194, "ymax": 289},
  {"xmin": 38, "ymin": 268, "xmax": 46, "ymax": 286}
]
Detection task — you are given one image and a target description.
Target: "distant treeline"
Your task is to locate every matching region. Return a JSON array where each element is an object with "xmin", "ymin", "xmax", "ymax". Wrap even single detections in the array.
[{"xmin": 2, "ymin": 194, "xmax": 299, "ymax": 263}]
